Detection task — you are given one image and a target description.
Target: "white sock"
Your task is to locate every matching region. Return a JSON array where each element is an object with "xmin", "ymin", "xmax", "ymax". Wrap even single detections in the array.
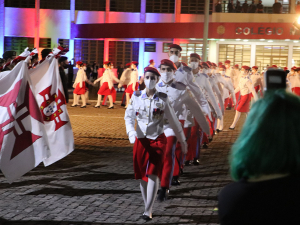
[
  {"xmin": 144, "ymin": 175, "xmax": 159, "ymax": 218},
  {"xmin": 140, "ymin": 180, "xmax": 147, "ymax": 207}
]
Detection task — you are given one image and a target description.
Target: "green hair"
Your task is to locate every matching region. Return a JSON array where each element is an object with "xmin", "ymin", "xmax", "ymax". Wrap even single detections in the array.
[{"xmin": 230, "ymin": 90, "xmax": 300, "ymax": 181}]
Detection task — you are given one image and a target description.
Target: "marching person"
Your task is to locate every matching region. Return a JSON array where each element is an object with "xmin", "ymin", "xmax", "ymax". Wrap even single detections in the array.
[
  {"xmin": 233, "ymin": 64, "xmax": 240, "ymax": 88},
  {"xmin": 225, "ymin": 60, "xmax": 235, "ymax": 109},
  {"xmin": 125, "ymin": 61, "xmax": 139, "ymax": 108},
  {"xmin": 229, "ymin": 66, "xmax": 258, "ymax": 130},
  {"xmin": 215, "ymin": 65, "xmax": 236, "ymax": 132},
  {"xmin": 94, "ymin": 61, "xmax": 120, "ymax": 109},
  {"xmin": 149, "ymin": 59, "xmax": 155, "ymax": 67},
  {"xmin": 118, "ymin": 62, "xmax": 132, "ymax": 106},
  {"xmin": 124, "ymin": 66, "xmax": 187, "ymax": 221},
  {"xmin": 287, "ymin": 66, "xmax": 300, "ymax": 96},
  {"xmin": 72, "ymin": 61, "xmax": 87, "ymax": 108},
  {"xmin": 250, "ymin": 66, "xmax": 264, "ymax": 98},
  {"xmin": 156, "ymin": 59, "xmax": 209, "ymax": 201}
]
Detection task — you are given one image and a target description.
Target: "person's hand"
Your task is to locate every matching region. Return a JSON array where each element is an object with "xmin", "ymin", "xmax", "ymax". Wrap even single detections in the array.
[
  {"xmin": 118, "ymin": 84, "xmax": 122, "ymax": 88},
  {"xmin": 73, "ymin": 83, "xmax": 76, "ymax": 88},
  {"xmin": 180, "ymin": 141, "xmax": 188, "ymax": 155},
  {"xmin": 132, "ymin": 87, "xmax": 135, "ymax": 91},
  {"xmin": 128, "ymin": 131, "xmax": 137, "ymax": 144},
  {"xmin": 93, "ymin": 80, "xmax": 97, "ymax": 84}
]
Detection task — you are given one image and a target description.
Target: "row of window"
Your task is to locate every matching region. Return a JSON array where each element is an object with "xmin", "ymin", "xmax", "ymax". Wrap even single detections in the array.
[{"xmin": 4, "ymin": 0, "xmax": 213, "ymax": 14}]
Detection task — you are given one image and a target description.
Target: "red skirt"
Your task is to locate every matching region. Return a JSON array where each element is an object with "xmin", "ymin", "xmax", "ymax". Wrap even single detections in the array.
[
  {"xmin": 133, "ymin": 134, "xmax": 166, "ymax": 182},
  {"xmin": 98, "ymin": 82, "xmax": 114, "ymax": 95},
  {"xmin": 254, "ymin": 85, "xmax": 260, "ymax": 93},
  {"xmin": 235, "ymin": 93, "xmax": 251, "ymax": 113},
  {"xmin": 125, "ymin": 82, "xmax": 139, "ymax": 94},
  {"xmin": 74, "ymin": 82, "xmax": 86, "ymax": 95},
  {"xmin": 292, "ymin": 87, "xmax": 300, "ymax": 96}
]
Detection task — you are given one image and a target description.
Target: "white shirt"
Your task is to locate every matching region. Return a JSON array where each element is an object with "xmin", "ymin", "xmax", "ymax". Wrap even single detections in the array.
[
  {"xmin": 226, "ymin": 66, "xmax": 235, "ymax": 86},
  {"xmin": 119, "ymin": 68, "xmax": 131, "ymax": 86},
  {"xmin": 233, "ymin": 69, "xmax": 241, "ymax": 88},
  {"xmin": 287, "ymin": 72, "xmax": 300, "ymax": 89},
  {"xmin": 214, "ymin": 73, "xmax": 236, "ymax": 105},
  {"xmin": 156, "ymin": 79, "xmax": 210, "ymax": 136},
  {"xmin": 95, "ymin": 68, "xmax": 119, "ymax": 89},
  {"xmin": 124, "ymin": 89, "xmax": 185, "ymax": 142},
  {"xmin": 74, "ymin": 68, "xmax": 87, "ymax": 88},
  {"xmin": 193, "ymin": 71, "xmax": 222, "ymax": 119},
  {"xmin": 235, "ymin": 75, "xmax": 258, "ymax": 101},
  {"xmin": 250, "ymin": 72, "xmax": 263, "ymax": 88},
  {"xmin": 208, "ymin": 75, "xmax": 225, "ymax": 115},
  {"xmin": 173, "ymin": 63, "xmax": 210, "ymax": 116},
  {"xmin": 128, "ymin": 69, "xmax": 139, "ymax": 90}
]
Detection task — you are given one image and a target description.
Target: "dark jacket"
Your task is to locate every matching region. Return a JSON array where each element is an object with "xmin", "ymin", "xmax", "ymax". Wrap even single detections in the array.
[{"xmin": 59, "ymin": 66, "xmax": 69, "ymax": 103}]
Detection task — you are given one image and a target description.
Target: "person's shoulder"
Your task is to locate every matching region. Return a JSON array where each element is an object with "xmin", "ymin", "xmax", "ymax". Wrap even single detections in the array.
[
  {"xmin": 171, "ymin": 81, "xmax": 187, "ymax": 91},
  {"xmin": 157, "ymin": 92, "xmax": 168, "ymax": 100}
]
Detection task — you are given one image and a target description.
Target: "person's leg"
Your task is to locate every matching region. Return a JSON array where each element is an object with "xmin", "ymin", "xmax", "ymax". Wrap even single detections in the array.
[
  {"xmin": 72, "ymin": 93, "xmax": 77, "ymax": 106},
  {"xmin": 81, "ymin": 94, "xmax": 86, "ymax": 107},
  {"xmin": 85, "ymin": 90, "xmax": 90, "ymax": 104},
  {"xmin": 144, "ymin": 174, "xmax": 159, "ymax": 218},
  {"xmin": 125, "ymin": 93, "xmax": 131, "ymax": 108},
  {"xmin": 95, "ymin": 94, "xmax": 102, "ymax": 107},
  {"xmin": 230, "ymin": 110, "xmax": 241, "ymax": 129},
  {"xmin": 140, "ymin": 180, "xmax": 147, "ymax": 207},
  {"xmin": 108, "ymin": 95, "xmax": 114, "ymax": 108}
]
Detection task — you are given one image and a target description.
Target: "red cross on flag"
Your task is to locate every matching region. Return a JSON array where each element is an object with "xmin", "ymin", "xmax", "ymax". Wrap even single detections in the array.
[
  {"xmin": 0, "ymin": 61, "xmax": 50, "ymax": 183},
  {"xmin": 29, "ymin": 57, "xmax": 74, "ymax": 166}
]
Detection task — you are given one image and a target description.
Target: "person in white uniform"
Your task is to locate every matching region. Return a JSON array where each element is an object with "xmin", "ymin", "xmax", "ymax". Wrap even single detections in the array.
[
  {"xmin": 156, "ymin": 59, "xmax": 209, "ymax": 201},
  {"xmin": 124, "ymin": 66, "xmax": 187, "ymax": 221},
  {"xmin": 250, "ymin": 66, "xmax": 264, "ymax": 98},
  {"xmin": 125, "ymin": 61, "xmax": 139, "ymax": 108}
]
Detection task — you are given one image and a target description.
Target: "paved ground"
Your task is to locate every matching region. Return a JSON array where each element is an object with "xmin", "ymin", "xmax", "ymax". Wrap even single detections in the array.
[{"xmin": 0, "ymin": 98, "xmax": 246, "ymax": 225}]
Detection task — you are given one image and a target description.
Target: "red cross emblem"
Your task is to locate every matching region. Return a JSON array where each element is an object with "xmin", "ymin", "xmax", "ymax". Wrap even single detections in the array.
[
  {"xmin": 0, "ymin": 80, "xmax": 43, "ymax": 160},
  {"xmin": 39, "ymin": 85, "xmax": 68, "ymax": 131}
]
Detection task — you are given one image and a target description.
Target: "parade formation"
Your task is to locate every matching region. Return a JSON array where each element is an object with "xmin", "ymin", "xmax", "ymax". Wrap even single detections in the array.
[{"xmin": 1, "ymin": 42, "xmax": 300, "ymax": 222}]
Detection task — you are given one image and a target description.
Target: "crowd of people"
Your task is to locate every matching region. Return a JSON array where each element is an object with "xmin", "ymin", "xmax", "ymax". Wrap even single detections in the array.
[
  {"xmin": 215, "ymin": 0, "xmax": 285, "ymax": 14},
  {"xmin": 2, "ymin": 44, "xmax": 300, "ymax": 223}
]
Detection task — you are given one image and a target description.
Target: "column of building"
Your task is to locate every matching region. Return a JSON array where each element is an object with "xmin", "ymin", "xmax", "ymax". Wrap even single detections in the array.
[
  {"xmin": 0, "ymin": 0, "xmax": 4, "ymax": 57},
  {"xmin": 34, "ymin": 0, "xmax": 40, "ymax": 52},
  {"xmin": 69, "ymin": 0, "xmax": 75, "ymax": 60},
  {"xmin": 138, "ymin": 0, "xmax": 146, "ymax": 74},
  {"xmin": 104, "ymin": 0, "xmax": 110, "ymax": 62}
]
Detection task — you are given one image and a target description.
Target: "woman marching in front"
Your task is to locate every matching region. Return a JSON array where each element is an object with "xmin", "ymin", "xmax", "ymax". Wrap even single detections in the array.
[
  {"xmin": 124, "ymin": 67, "xmax": 187, "ymax": 221},
  {"xmin": 229, "ymin": 66, "xmax": 258, "ymax": 130},
  {"xmin": 93, "ymin": 61, "xmax": 120, "ymax": 109},
  {"xmin": 72, "ymin": 61, "xmax": 87, "ymax": 108},
  {"xmin": 124, "ymin": 61, "xmax": 139, "ymax": 108}
]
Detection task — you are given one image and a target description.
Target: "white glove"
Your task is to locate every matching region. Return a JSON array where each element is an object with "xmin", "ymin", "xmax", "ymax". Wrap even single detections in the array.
[
  {"xmin": 52, "ymin": 47, "xmax": 61, "ymax": 56},
  {"xmin": 180, "ymin": 141, "xmax": 188, "ymax": 155},
  {"xmin": 128, "ymin": 131, "xmax": 137, "ymax": 144}
]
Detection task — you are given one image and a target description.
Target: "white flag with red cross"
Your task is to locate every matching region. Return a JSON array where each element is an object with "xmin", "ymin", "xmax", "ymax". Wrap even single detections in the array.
[
  {"xmin": 30, "ymin": 57, "xmax": 74, "ymax": 166},
  {"xmin": 0, "ymin": 61, "xmax": 50, "ymax": 183}
]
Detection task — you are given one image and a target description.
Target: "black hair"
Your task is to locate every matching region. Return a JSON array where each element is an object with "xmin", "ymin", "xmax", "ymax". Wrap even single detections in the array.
[
  {"xmin": 59, "ymin": 56, "xmax": 68, "ymax": 64},
  {"xmin": 41, "ymin": 49, "xmax": 52, "ymax": 59}
]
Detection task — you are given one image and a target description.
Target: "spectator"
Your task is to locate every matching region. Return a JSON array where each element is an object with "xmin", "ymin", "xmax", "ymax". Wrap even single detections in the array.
[
  {"xmin": 91, "ymin": 61, "xmax": 99, "ymax": 79},
  {"xmin": 41, "ymin": 48, "xmax": 52, "ymax": 59},
  {"xmin": 215, "ymin": 1, "xmax": 222, "ymax": 12},
  {"xmin": 58, "ymin": 56, "xmax": 70, "ymax": 103},
  {"xmin": 117, "ymin": 63, "xmax": 124, "ymax": 79},
  {"xmin": 85, "ymin": 63, "xmax": 92, "ymax": 79},
  {"xmin": 273, "ymin": 0, "xmax": 282, "ymax": 13},
  {"xmin": 218, "ymin": 90, "xmax": 300, "ymax": 225},
  {"xmin": 235, "ymin": 1, "xmax": 242, "ymax": 13},
  {"xmin": 257, "ymin": 0, "xmax": 264, "ymax": 13},
  {"xmin": 0, "ymin": 58, "xmax": 5, "ymax": 67},
  {"xmin": 296, "ymin": 1, "xmax": 300, "ymax": 14},
  {"xmin": 2, "ymin": 51, "xmax": 17, "ymax": 71},
  {"xmin": 228, "ymin": 0, "xmax": 235, "ymax": 12},
  {"xmin": 248, "ymin": 0, "xmax": 256, "ymax": 12},
  {"xmin": 242, "ymin": 0, "xmax": 249, "ymax": 12}
]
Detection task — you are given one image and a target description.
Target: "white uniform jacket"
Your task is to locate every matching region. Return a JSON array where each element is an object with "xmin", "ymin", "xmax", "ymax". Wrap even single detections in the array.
[
  {"xmin": 173, "ymin": 63, "xmax": 210, "ymax": 116},
  {"xmin": 119, "ymin": 68, "xmax": 131, "ymax": 86},
  {"xmin": 193, "ymin": 72, "xmax": 222, "ymax": 119},
  {"xmin": 128, "ymin": 69, "xmax": 139, "ymax": 90},
  {"xmin": 156, "ymin": 79, "xmax": 210, "ymax": 136},
  {"xmin": 95, "ymin": 68, "xmax": 119, "ymax": 89},
  {"xmin": 235, "ymin": 76, "xmax": 258, "ymax": 101},
  {"xmin": 215, "ymin": 73, "xmax": 236, "ymax": 105},
  {"xmin": 124, "ymin": 89, "xmax": 185, "ymax": 143},
  {"xmin": 209, "ymin": 75, "xmax": 225, "ymax": 115},
  {"xmin": 73, "ymin": 68, "xmax": 87, "ymax": 88},
  {"xmin": 226, "ymin": 67, "xmax": 235, "ymax": 86},
  {"xmin": 233, "ymin": 69, "xmax": 241, "ymax": 88},
  {"xmin": 250, "ymin": 72, "xmax": 264, "ymax": 89}
]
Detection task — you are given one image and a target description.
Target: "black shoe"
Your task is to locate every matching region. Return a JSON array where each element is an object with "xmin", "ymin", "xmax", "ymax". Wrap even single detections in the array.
[
  {"xmin": 209, "ymin": 137, "xmax": 213, "ymax": 143},
  {"xmin": 213, "ymin": 130, "xmax": 217, "ymax": 135},
  {"xmin": 113, "ymin": 103, "xmax": 116, "ymax": 105},
  {"xmin": 226, "ymin": 107, "xmax": 232, "ymax": 110},
  {"xmin": 94, "ymin": 105, "xmax": 100, "ymax": 108},
  {"xmin": 86, "ymin": 103, "xmax": 91, "ymax": 105},
  {"xmin": 108, "ymin": 106, "xmax": 114, "ymax": 109},
  {"xmin": 141, "ymin": 215, "xmax": 152, "ymax": 221},
  {"xmin": 203, "ymin": 143, "xmax": 208, "ymax": 149},
  {"xmin": 121, "ymin": 103, "xmax": 126, "ymax": 106},
  {"xmin": 185, "ymin": 160, "xmax": 191, "ymax": 166},
  {"xmin": 229, "ymin": 127, "xmax": 235, "ymax": 130},
  {"xmin": 71, "ymin": 105, "xmax": 77, "ymax": 107},
  {"xmin": 157, "ymin": 188, "xmax": 168, "ymax": 202},
  {"xmin": 217, "ymin": 129, "xmax": 222, "ymax": 133},
  {"xmin": 180, "ymin": 168, "xmax": 184, "ymax": 175},
  {"xmin": 193, "ymin": 158, "xmax": 200, "ymax": 165},
  {"xmin": 171, "ymin": 177, "xmax": 180, "ymax": 186},
  {"xmin": 80, "ymin": 105, "xmax": 86, "ymax": 108}
]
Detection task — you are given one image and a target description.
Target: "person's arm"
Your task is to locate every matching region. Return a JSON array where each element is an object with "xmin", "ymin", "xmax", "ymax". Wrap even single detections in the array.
[
  {"xmin": 258, "ymin": 77, "xmax": 264, "ymax": 97},
  {"xmin": 182, "ymin": 92, "xmax": 210, "ymax": 135},
  {"xmin": 93, "ymin": 76, "xmax": 103, "ymax": 84},
  {"xmin": 203, "ymin": 78, "xmax": 222, "ymax": 119},
  {"xmin": 212, "ymin": 79, "xmax": 225, "ymax": 115},
  {"xmin": 110, "ymin": 70, "xmax": 120, "ymax": 83},
  {"xmin": 124, "ymin": 97, "xmax": 137, "ymax": 144},
  {"xmin": 247, "ymin": 80, "xmax": 258, "ymax": 101}
]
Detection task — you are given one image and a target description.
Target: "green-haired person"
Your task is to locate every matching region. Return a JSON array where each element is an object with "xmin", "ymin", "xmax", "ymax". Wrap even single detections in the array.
[{"xmin": 218, "ymin": 90, "xmax": 300, "ymax": 225}]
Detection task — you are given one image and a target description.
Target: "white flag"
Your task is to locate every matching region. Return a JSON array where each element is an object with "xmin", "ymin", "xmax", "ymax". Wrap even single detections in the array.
[
  {"xmin": 0, "ymin": 61, "xmax": 50, "ymax": 183},
  {"xmin": 30, "ymin": 58, "xmax": 74, "ymax": 166}
]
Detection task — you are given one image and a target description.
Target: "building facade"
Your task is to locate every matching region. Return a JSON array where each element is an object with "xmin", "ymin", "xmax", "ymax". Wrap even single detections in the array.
[{"xmin": 0, "ymin": 0, "xmax": 299, "ymax": 73}]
